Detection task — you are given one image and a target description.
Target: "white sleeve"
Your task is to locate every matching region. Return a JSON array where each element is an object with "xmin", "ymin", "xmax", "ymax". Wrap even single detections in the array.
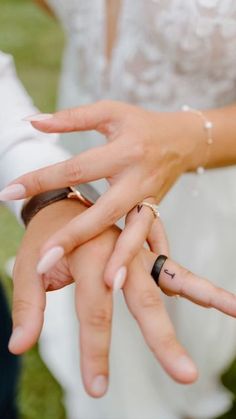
[{"xmin": 0, "ymin": 51, "xmax": 71, "ymax": 221}]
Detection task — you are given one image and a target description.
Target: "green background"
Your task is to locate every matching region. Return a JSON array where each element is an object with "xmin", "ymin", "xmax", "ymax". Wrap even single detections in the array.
[{"xmin": 0, "ymin": 0, "xmax": 235, "ymax": 418}]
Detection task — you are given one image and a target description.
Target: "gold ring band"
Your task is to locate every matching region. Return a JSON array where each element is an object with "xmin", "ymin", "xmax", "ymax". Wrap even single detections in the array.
[{"xmin": 138, "ymin": 202, "xmax": 160, "ymax": 218}]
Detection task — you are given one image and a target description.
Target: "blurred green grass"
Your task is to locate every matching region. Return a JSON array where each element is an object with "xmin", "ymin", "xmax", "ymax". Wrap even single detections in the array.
[{"xmin": 0, "ymin": 0, "xmax": 236, "ymax": 418}]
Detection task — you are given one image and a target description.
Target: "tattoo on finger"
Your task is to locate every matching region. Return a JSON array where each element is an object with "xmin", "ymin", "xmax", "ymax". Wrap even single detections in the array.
[{"xmin": 164, "ymin": 269, "xmax": 176, "ymax": 280}]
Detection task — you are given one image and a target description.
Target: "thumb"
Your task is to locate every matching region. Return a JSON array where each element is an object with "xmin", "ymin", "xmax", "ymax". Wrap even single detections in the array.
[{"xmin": 24, "ymin": 100, "xmax": 120, "ymax": 134}]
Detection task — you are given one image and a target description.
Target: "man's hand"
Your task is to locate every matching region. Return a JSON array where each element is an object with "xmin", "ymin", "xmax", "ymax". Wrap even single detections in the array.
[{"xmin": 8, "ymin": 199, "xmax": 236, "ymax": 397}]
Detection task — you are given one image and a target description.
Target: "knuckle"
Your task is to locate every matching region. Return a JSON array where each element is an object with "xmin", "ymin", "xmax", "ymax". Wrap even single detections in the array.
[
  {"xmin": 88, "ymin": 350, "xmax": 108, "ymax": 365},
  {"xmin": 63, "ymin": 230, "xmax": 79, "ymax": 252},
  {"xmin": 31, "ymin": 171, "xmax": 46, "ymax": 194},
  {"xmin": 204, "ymin": 284, "xmax": 215, "ymax": 308},
  {"xmin": 13, "ymin": 298, "xmax": 43, "ymax": 318},
  {"xmin": 140, "ymin": 290, "xmax": 163, "ymax": 310},
  {"xmin": 78, "ymin": 109, "xmax": 91, "ymax": 130},
  {"xmin": 64, "ymin": 158, "xmax": 83, "ymax": 183},
  {"xmin": 87, "ymin": 307, "xmax": 111, "ymax": 331},
  {"xmin": 105, "ymin": 204, "xmax": 122, "ymax": 225},
  {"xmin": 131, "ymin": 142, "xmax": 146, "ymax": 162},
  {"xmin": 158, "ymin": 333, "xmax": 177, "ymax": 351},
  {"xmin": 64, "ymin": 108, "xmax": 80, "ymax": 130}
]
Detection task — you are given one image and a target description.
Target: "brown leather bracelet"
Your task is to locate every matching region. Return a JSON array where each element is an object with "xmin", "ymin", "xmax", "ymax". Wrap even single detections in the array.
[{"xmin": 21, "ymin": 185, "xmax": 100, "ymax": 227}]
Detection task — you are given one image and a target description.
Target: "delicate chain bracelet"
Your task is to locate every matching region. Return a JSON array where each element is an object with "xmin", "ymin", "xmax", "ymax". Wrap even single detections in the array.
[{"xmin": 181, "ymin": 104, "xmax": 214, "ymax": 176}]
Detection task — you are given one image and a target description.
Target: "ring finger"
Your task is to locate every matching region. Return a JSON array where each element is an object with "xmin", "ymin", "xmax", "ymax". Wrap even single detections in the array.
[
  {"xmin": 123, "ymin": 257, "xmax": 198, "ymax": 384},
  {"xmin": 104, "ymin": 198, "xmax": 159, "ymax": 288}
]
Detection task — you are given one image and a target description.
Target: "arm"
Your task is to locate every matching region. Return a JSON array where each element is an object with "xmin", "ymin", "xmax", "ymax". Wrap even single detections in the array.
[{"xmin": 0, "ymin": 51, "xmax": 70, "ymax": 220}]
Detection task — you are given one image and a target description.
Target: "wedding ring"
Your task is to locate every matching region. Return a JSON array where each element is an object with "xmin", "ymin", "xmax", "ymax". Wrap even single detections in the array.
[
  {"xmin": 151, "ymin": 255, "xmax": 181, "ymax": 298},
  {"xmin": 138, "ymin": 201, "xmax": 160, "ymax": 218},
  {"xmin": 151, "ymin": 254, "xmax": 167, "ymax": 286}
]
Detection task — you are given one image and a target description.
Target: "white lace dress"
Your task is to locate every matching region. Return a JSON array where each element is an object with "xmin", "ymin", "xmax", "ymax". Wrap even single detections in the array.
[{"xmin": 39, "ymin": 1, "xmax": 236, "ymax": 418}]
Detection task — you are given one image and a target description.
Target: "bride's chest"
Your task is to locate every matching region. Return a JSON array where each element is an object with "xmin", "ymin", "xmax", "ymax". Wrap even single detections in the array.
[
  {"xmin": 47, "ymin": 0, "xmax": 236, "ymax": 81},
  {"xmin": 47, "ymin": 0, "xmax": 236, "ymax": 41}
]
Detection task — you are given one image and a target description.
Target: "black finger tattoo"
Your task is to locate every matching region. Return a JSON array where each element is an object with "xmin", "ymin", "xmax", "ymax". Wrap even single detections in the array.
[{"xmin": 164, "ymin": 269, "xmax": 176, "ymax": 280}]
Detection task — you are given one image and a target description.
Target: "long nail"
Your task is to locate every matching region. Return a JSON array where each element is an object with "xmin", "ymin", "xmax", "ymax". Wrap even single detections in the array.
[
  {"xmin": 8, "ymin": 326, "xmax": 24, "ymax": 351},
  {"xmin": 113, "ymin": 266, "xmax": 127, "ymax": 293},
  {"xmin": 91, "ymin": 375, "xmax": 108, "ymax": 397},
  {"xmin": 0, "ymin": 184, "xmax": 26, "ymax": 201},
  {"xmin": 37, "ymin": 246, "xmax": 64, "ymax": 275},
  {"xmin": 177, "ymin": 356, "xmax": 197, "ymax": 376},
  {"xmin": 23, "ymin": 113, "xmax": 53, "ymax": 122}
]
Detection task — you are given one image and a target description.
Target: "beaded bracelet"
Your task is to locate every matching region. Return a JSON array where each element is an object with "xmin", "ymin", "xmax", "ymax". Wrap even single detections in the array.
[{"xmin": 181, "ymin": 105, "xmax": 214, "ymax": 176}]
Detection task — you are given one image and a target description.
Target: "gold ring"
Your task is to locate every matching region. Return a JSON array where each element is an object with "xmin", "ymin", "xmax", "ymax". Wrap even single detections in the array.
[{"xmin": 138, "ymin": 202, "xmax": 160, "ymax": 218}]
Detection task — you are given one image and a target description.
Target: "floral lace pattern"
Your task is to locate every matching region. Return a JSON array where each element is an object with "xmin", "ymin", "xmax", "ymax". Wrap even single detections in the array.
[{"xmin": 47, "ymin": 0, "xmax": 236, "ymax": 110}]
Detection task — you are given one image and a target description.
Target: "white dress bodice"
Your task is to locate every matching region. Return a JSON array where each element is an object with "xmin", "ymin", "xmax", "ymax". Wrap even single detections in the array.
[{"xmin": 48, "ymin": 0, "xmax": 236, "ymax": 111}]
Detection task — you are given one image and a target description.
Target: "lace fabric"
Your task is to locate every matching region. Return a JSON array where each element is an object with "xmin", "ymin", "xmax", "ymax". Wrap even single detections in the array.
[{"xmin": 47, "ymin": 0, "xmax": 236, "ymax": 109}]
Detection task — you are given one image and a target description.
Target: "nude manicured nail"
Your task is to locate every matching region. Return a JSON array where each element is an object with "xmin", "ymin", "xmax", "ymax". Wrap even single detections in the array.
[
  {"xmin": 0, "ymin": 184, "xmax": 26, "ymax": 201},
  {"xmin": 91, "ymin": 375, "xmax": 108, "ymax": 397},
  {"xmin": 177, "ymin": 356, "xmax": 197, "ymax": 376},
  {"xmin": 23, "ymin": 113, "xmax": 53, "ymax": 122},
  {"xmin": 8, "ymin": 327, "xmax": 24, "ymax": 350},
  {"xmin": 113, "ymin": 266, "xmax": 127, "ymax": 293},
  {"xmin": 37, "ymin": 246, "xmax": 64, "ymax": 275}
]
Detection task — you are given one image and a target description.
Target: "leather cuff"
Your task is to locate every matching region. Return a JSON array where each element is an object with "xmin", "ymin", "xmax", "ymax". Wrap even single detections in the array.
[{"xmin": 21, "ymin": 185, "xmax": 99, "ymax": 227}]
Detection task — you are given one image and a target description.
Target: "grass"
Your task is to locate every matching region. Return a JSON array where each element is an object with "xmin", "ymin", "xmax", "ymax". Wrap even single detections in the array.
[{"xmin": 0, "ymin": 0, "xmax": 236, "ymax": 418}]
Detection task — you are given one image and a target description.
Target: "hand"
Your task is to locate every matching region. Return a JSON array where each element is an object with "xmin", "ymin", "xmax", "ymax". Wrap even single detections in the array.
[
  {"xmin": 9, "ymin": 199, "xmax": 236, "ymax": 397},
  {"xmin": 1, "ymin": 101, "xmax": 201, "ymax": 285}
]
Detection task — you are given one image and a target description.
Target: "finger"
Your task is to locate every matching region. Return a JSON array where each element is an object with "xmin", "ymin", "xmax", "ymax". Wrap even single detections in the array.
[
  {"xmin": 1, "ymin": 141, "xmax": 129, "ymax": 200},
  {"xmin": 104, "ymin": 199, "xmax": 156, "ymax": 288},
  {"xmin": 69, "ymin": 232, "xmax": 114, "ymax": 398},
  {"xmin": 37, "ymin": 177, "xmax": 141, "ymax": 275},
  {"xmin": 8, "ymin": 252, "xmax": 46, "ymax": 355},
  {"xmin": 158, "ymin": 258, "xmax": 236, "ymax": 317},
  {"xmin": 122, "ymin": 258, "xmax": 198, "ymax": 384},
  {"xmin": 25, "ymin": 100, "xmax": 122, "ymax": 133},
  {"xmin": 147, "ymin": 216, "xmax": 169, "ymax": 256}
]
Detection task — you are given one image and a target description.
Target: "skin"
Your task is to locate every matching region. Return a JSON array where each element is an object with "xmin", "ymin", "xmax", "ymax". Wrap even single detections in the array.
[
  {"xmin": 7, "ymin": 100, "xmax": 236, "ymax": 286},
  {"xmin": 9, "ymin": 199, "xmax": 236, "ymax": 397}
]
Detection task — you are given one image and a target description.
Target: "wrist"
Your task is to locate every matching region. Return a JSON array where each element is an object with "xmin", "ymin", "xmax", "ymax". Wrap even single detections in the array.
[
  {"xmin": 175, "ymin": 110, "xmax": 209, "ymax": 172},
  {"xmin": 22, "ymin": 184, "xmax": 100, "ymax": 227},
  {"xmin": 27, "ymin": 198, "xmax": 86, "ymax": 231}
]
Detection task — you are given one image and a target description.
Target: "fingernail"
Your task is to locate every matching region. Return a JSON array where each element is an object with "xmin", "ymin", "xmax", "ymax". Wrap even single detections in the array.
[
  {"xmin": 0, "ymin": 184, "xmax": 26, "ymax": 201},
  {"xmin": 37, "ymin": 246, "xmax": 64, "ymax": 275},
  {"xmin": 113, "ymin": 266, "xmax": 127, "ymax": 293},
  {"xmin": 8, "ymin": 327, "xmax": 24, "ymax": 350},
  {"xmin": 91, "ymin": 375, "xmax": 108, "ymax": 397},
  {"xmin": 177, "ymin": 356, "xmax": 197, "ymax": 375},
  {"xmin": 23, "ymin": 113, "xmax": 53, "ymax": 122}
]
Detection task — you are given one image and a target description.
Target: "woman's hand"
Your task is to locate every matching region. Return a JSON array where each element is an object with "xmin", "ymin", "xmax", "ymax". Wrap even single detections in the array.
[
  {"xmin": 0, "ymin": 101, "xmax": 206, "ymax": 284},
  {"xmin": 9, "ymin": 199, "xmax": 236, "ymax": 397}
]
